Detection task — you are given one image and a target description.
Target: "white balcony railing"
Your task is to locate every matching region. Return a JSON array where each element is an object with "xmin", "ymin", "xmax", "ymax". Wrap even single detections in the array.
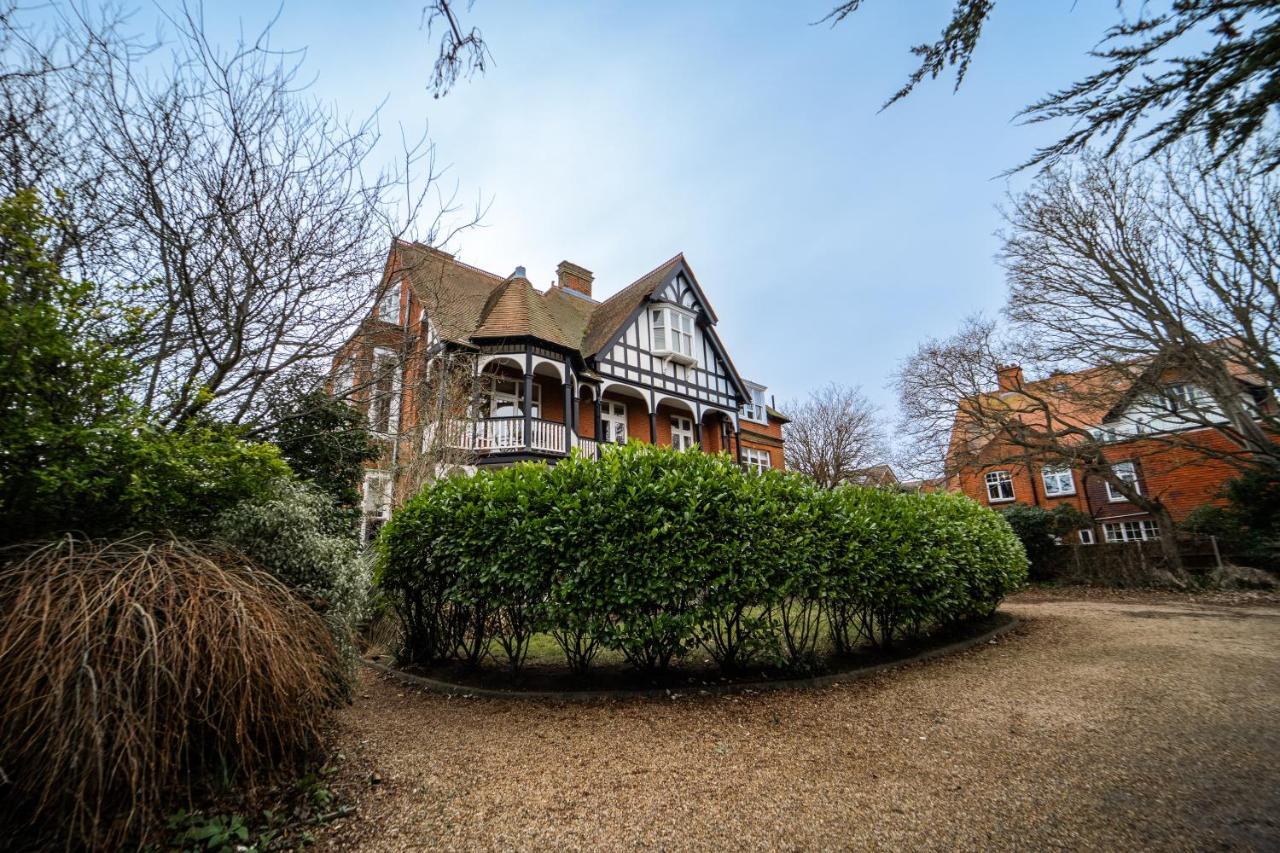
[
  {"xmin": 422, "ymin": 416, "xmax": 571, "ymax": 456},
  {"xmin": 575, "ymin": 436, "xmax": 599, "ymax": 458}
]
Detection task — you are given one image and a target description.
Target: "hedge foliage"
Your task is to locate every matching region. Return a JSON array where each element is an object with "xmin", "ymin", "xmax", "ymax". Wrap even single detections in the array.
[{"xmin": 378, "ymin": 443, "xmax": 1027, "ymax": 675}]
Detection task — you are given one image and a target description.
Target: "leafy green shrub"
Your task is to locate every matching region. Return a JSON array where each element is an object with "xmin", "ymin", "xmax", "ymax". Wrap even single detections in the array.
[
  {"xmin": 211, "ymin": 479, "xmax": 372, "ymax": 635},
  {"xmin": 377, "ymin": 443, "xmax": 1028, "ymax": 678},
  {"xmin": 1184, "ymin": 469, "xmax": 1280, "ymax": 572}
]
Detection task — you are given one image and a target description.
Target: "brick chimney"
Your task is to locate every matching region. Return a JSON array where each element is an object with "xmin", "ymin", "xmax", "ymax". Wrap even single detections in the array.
[
  {"xmin": 996, "ymin": 364, "xmax": 1024, "ymax": 392},
  {"xmin": 556, "ymin": 261, "xmax": 594, "ymax": 298}
]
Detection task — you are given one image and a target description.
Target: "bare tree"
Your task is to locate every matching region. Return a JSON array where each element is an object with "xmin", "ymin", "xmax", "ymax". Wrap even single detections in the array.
[
  {"xmin": 422, "ymin": 0, "xmax": 491, "ymax": 98},
  {"xmin": 784, "ymin": 383, "xmax": 887, "ymax": 488},
  {"xmin": 823, "ymin": 1, "xmax": 1280, "ymax": 171},
  {"xmin": 894, "ymin": 316, "xmax": 1189, "ymax": 570},
  {"xmin": 1, "ymin": 2, "xmax": 482, "ymax": 431},
  {"xmin": 1001, "ymin": 142, "xmax": 1279, "ymax": 473}
]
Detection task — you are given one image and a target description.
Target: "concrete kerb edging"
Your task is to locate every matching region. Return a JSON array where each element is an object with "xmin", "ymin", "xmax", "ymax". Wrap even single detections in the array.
[{"xmin": 361, "ymin": 611, "xmax": 1020, "ymax": 703}]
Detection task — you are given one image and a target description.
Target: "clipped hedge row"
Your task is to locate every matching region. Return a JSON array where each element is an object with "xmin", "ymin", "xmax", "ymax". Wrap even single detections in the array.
[{"xmin": 377, "ymin": 443, "xmax": 1026, "ymax": 675}]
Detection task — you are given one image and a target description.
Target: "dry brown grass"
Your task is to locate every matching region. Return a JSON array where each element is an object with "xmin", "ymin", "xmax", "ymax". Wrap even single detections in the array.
[{"xmin": 0, "ymin": 536, "xmax": 346, "ymax": 850}]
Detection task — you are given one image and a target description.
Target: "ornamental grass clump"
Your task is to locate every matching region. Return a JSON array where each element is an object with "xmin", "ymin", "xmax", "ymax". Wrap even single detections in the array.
[
  {"xmin": 377, "ymin": 442, "xmax": 1028, "ymax": 679},
  {"xmin": 0, "ymin": 537, "xmax": 346, "ymax": 851}
]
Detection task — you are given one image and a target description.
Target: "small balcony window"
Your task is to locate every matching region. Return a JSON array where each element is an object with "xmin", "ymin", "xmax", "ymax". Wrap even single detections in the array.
[
  {"xmin": 601, "ymin": 400, "xmax": 628, "ymax": 444},
  {"xmin": 985, "ymin": 470, "xmax": 1015, "ymax": 503},
  {"xmin": 651, "ymin": 306, "xmax": 696, "ymax": 364},
  {"xmin": 671, "ymin": 415, "xmax": 694, "ymax": 450},
  {"xmin": 482, "ymin": 376, "xmax": 541, "ymax": 419}
]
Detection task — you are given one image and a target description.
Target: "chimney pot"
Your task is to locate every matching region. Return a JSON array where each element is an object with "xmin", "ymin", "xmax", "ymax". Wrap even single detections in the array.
[
  {"xmin": 556, "ymin": 260, "xmax": 594, "ymax": 298},
  {"xmin": 996, "ymin": 364, "xmax": 1024, "ymax": 393}
]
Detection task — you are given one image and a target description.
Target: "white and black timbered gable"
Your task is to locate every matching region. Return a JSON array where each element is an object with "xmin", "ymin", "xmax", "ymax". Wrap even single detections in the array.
[{"xmin": 591, "ymin": 264, "xmax": 748, "ymax": 414}]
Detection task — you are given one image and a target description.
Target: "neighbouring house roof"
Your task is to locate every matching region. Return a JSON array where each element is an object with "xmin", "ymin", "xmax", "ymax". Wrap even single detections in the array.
[
  {"xmin": 848, "ymin": 464, "xmax": 898, "ymax": 486},
  {"xmin": 944, "ymin": 342, "xmax": 1267, "ymax": 471},
  {"xmin": 765, "ymin": 405, "xmax": 790, "ymax": 424}
]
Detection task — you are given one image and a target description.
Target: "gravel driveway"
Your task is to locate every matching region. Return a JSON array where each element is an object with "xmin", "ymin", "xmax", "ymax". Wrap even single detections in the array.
[{"xmin": 319, "ymin": 591, "xmax": 1280, "ymax": 851}]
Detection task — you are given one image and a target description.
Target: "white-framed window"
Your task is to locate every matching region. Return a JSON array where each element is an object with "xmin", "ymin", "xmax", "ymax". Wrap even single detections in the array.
[
  {"xmin": 1103, "ymin": 519, "xmax": 1160, "ymax": 543},
  {"xmin": 740, "ymin": 384, "xmax": 768, "ymax": 424},
  {"xmin": 601, "ymin": 400, "xmax": 628, "ymax": 444},
  {"xmin": 333, "ymin": 358, "xmax": 355, "ymax": 399},
  {"xmin": 1040, "ymin": 466, "xmax": 1075, "ymax": 497},
  {"xmin": 368, "ymin": 350, "xmax": 401, "ymax": 435},
  {"xmin": 985, "ymin": 470, "xmax": 1015, "ymax": 503},
  {"xmin": 360, "ymin": 470, "xmax": 393, "ymax": 545},
  {"xmin": 1079, "ymin": 528, "xmax": 1095, "ymax": 545},
  {"xmin": 670, "ymin": 415, "xmax": 695, "ymax": 450},
  {"xmin": 1165, "ymin": 383, "xmax": 1196, "ymax": 413},
  {"xmin": 377, "ymin": 280, "xmax": 402, "ymax": 324},
  {"xmin": 650, "ymin": 305, "xmax": 696, "ymax": 364},
  {"xmin": 1106, "ymin": 461, "xmax": 1140, "ymax": 502},
  {"xmin": 484, "ymin": 376, "xmax": 541, "ymax": 419},
  {"xmin": 742, "ymin": 447, "xmax": 771, "ymax": 474}
]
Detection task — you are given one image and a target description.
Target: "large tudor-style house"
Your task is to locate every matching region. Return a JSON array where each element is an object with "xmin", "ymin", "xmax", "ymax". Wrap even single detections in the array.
[
  {"xmin": 946, "ymin": 359, "xmax": 1275, "ymax": 546},
  {"xmin": 334, "ymin": 241, "xmax": 788, "ymax": 540}
]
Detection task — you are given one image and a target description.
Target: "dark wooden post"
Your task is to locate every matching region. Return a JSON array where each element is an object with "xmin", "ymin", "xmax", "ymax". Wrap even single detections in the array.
[
  {"xmin": 523, "ymin": 351, "xmax": 534, "ymax": 450},
  {"xmin": 593, "ymin": 396, "xmax": 603, "ymax": 457},
  {"xmin": 562, "ymin": 371, "xmax": 573, "ymax": 452},
  {"xmin": 649, "ymin": 411, "xmax": 658, "ymax": 445}
]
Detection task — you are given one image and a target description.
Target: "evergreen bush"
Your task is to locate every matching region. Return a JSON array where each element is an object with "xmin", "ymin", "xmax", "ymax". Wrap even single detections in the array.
[{"xmin": 377, "ymin": 443, "xmax": 1027, "ymax": 677}]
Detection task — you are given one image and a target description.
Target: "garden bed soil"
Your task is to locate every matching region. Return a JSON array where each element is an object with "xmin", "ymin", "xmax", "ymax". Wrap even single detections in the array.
[{"xmin": 367, "ymin": 612, "xmax": 1013, "ymax": 696}]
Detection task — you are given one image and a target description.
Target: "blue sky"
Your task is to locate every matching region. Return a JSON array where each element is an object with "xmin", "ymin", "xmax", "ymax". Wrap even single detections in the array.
[{"xmin": 201, "ymin": 1, "xmax": 1123, "ymax": 417}]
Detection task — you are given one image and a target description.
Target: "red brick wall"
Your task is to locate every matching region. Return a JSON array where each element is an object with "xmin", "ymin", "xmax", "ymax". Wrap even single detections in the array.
[
  {"xmin": 740, "ymin": 414, "xmax": 785, "ymax": 470},
  {"xmin": 954, "ymin": 427, "xmax": 1246, "ymax": 523}
]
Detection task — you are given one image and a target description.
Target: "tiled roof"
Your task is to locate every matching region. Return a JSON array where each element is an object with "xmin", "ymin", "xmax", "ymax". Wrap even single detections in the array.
[
  {"xmin": 473, "ymin": 276, "xmax": 573, "ymax": 347},
  {"xmin": 580, "ymin": 254, "xmax": 684, "ymax": 357}
]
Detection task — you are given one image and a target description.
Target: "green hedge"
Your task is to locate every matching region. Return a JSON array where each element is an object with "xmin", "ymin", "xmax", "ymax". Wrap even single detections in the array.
[{"xmin": 377, "ymin": 443, "xmax": 1027, "ymax": 675}]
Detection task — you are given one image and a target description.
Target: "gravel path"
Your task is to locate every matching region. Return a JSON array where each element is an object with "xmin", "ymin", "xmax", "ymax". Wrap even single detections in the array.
[{"xmin": 319, "ymin": 593, "xmax": 1280, "ymax": 851}]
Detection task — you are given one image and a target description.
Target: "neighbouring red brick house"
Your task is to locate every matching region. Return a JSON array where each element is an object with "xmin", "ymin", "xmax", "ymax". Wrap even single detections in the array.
[
  {"xmin": 334, "ymin": 241, "xmax": 789, "ymax": 540},
  {"xmin": 946, "ymin": 361, "xmax": 1276, "ymax": 546}
]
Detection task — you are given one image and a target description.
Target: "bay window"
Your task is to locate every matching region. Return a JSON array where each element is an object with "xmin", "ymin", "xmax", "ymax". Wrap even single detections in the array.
[{"xmin": 651, "ymin": 305, "xmax": 696, "ymax": 364}]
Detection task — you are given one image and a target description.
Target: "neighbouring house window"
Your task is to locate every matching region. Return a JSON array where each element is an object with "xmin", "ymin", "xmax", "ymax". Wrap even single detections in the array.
[
  {"xmin": 985, "ymin": 470, "xmax": 1015, "ymax": 502},
  {"xmin": 601, "ymin": 400, "xmax": 628, "ymax": 443},
  {"xmin": 484, "ymin": 376, "xmax": 541, "ymax": 419},
  {"xmin": 1165, "ymin": 383, "xmax": 1195, "ymax": 413},
  {"xmin": 671, "ymin": 415, "xmax": 694, "ymax": 450},
  {"xmin": 333, "ymin": 359, "xmax": 355, "ymax": 399},
  {"xmin": 368, "ymin": 351, "xmax": 401, "ymax": 435},
  {"xmin": 1106, "ymin": 461, "xmax": 1140, "ymax": 502},
  {"xmin": 1041, "ymin": 466, "xmax": 1075, "ymax": 497},
  {"xmin": 1079, "ymin": 528, "xmax": 1095, "ymax": 545},
  {"xmin": 361, "ymin": 471, "xmax": 392, "ymax": 545},
  {"xmin": 741, "ymin": 385, "xmax": 768, "ymax": 424},
  {"xmin": 650, "ymin": 306, "xmax": 696, "ymax": 363},
  {"xmin": 377, "ymin": 281, "xmax": 402, "ymax": 323},
  {"xmin": 742, "ymin": 447, "xmax": 771, "ymax": 474},
  {"xmin": 1103, "ymin": 519, "xmax": 1160, "ymax": 543}
]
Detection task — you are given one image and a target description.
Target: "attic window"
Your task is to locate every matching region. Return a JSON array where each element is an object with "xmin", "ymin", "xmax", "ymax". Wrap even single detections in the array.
[
  {"xmin": 377, "ymin": 281, "xmax": 402, "ymax": 324},
  {"xmin": 651, "ymin": 305, "xmax": 696, "ymax": 365}
]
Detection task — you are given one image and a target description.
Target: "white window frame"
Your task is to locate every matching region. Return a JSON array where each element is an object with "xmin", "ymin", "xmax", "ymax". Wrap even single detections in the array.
[
  {"xmin": 650, "ymin": 305, "xmax": 697, "ymax": 365},
  {"xmin": 333, "ymin": 359, "xmax": 355, "ymax": 399},
  {"xmin": 742, "ymin": 447, "xmax": 771, "ymax": 474},
  {"xmin": 601, "ymin": 400, "xmax": 628, "ymax": 444},
  {"xmin": 1165, "ymin": 383, "xmax": 1195, "ymax": 413},
  {"xmin": 486, "ymin": 376, "xmax": 541, "ymax": 419},
  {"xmin": 1079, "ymin": 528, "xmax": 1095, "ymax": 545},
  {"xmin": 670, "ymin": 415, "xmax": 695, "ymax": 451},
  {"xmin": 985, "ymin": 470, "xmax": 1015, "ymax": 503},
  {"xmin": 377, "ymin": 280, "xmax": 402, "ymax": 324},
  {"xmin": 368, "ymin": 349, "xmax": 402, "ymax": 435},
  {"xmin": 360, "ymin": 470, "xmax": 393, "ymax": 545},
  {"xmin": 1103, "ymin": 519, "xmax": 1160, "ymax": 543},
  {"xmin": 1106, "ymin": 462, "xmax": 1140, "ymax": 502},
  {"xmin": 1040, "ymin": 466, "xmax": 1075, "ymax": 498},
  {"xmin": 741, "ymin": 384, "xmax": 768, "ymax": 424}
]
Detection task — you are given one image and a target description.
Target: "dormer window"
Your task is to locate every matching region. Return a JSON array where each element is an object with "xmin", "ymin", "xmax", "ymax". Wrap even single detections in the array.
[{"xmin": 651, "ymin": 305, "xmax": 696, "ymax": 364}]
